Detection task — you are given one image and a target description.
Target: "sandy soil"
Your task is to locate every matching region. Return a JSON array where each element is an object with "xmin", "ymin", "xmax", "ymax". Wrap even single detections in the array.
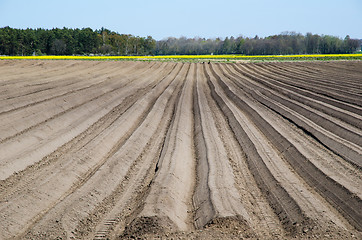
[{"xmin": 0, "ymin": 60, "xmax": 361, "ymax": 239}]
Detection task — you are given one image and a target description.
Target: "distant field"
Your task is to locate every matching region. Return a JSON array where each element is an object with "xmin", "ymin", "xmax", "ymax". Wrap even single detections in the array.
[{"xmin": 1, "ymin": 53, "xmax": 362, "ymax": 62}]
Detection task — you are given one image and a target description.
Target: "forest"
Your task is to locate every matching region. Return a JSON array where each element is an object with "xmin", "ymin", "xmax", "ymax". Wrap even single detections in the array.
[
  {"xmin": 0, "ymin": 27, "xmax": 155, "ymax": 56},
  {"xmin": 155, "ymin": 32, "xmax": 361, "ymax": 55},
  {"xmin": 0, "ymin": 27, "xmax": 360, "ymax": 56}
]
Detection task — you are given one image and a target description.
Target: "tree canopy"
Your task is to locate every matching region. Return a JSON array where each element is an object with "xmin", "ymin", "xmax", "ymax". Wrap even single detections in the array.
[
  {"xmin": 0, "ymin": 27, "xmax": 155, "ymax": 56},
  {"xmin": 0, "ymin": 27, "xmax": 360, "ymax": 56},
  {"xmin": 155, "ymin": 32, "xmax": 361, "ymax": 55}
]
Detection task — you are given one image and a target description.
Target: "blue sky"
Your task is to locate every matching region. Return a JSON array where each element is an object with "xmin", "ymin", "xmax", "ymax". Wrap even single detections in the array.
[{"xmin": 0, "ymin": 0, "xmax": 361, "ymax": 40}]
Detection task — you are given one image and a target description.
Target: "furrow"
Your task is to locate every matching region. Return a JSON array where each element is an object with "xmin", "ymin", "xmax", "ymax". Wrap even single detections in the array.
[
  {"xmin": 208, "ymin": 64, "xmax": 362, "ymax": 231},
  {"xmin": 233, "ymin": 63, "xmax": 362, "ymax": 115},
  {"xmin": 0, "ymin": 63, "xmax": 184, "ymax": 240},
  {"xmin": 285, "ymin": 63, "xmax": 361, "ymax": 103},
  {"xmin": 228, "ymin": 63, "xmax": 362, "ymax": 167},
  {"xmin": 0, "ymin": 61, "xmax": 361, "ymax": 240},
  {"xmin": 284, "ymin": 62, "xmax": 362, "ymax": 84},
  {"xmin": 0, "ymin": 61, "xmax": 115, "ymax": 99},
  {"xmin": 204, "ymin": 63, "xmax": 308, "ymax": 235},
  {"xmin": 247, "ymin": 62, "xmax": 362, "ymax": 107},
  {"xmin": 0, "ymin": 61, "xmax": 153, "ymax": 114},
  {"xmin": 0, "ymin": 60, "xmax": 84, "ymax": 85},
  {"xmin": 244, "ymin": 63, "xmax": 362, "ymax": 129},
  {"xmin": 0, "ymin": 62, "xmax": 158, "ymax": 141},
  {"xmin": 0, "ymin": 62, "xmax": 177, "ymax": 196},
  {"xmin": 193, "ymin": 63, "xmax": 278, "ymax": 238},
  {"xmin": 0, "ymin": 62, "xmax": 174, "ymax": 179},
  {"xmin": 265, "ymin": 62, "xmax": 361, "ymax": 90},
  {"xmin": 120, "ymin": 63, "xmax": 193, "ymax": 239},
  {"xmin": 192, "ymin": 64, "xmax": 216, "ymax": 229},
  {"xmin": 193, "ymin": 64, "xmax": 254, "ymax": 228},
  {"xmin": 69, "ymin": 63, "xmax": 187, "ymax": 240},
  {"xmin": 218, "ymin": 64, "xmax": 362, "ymax": 199}
]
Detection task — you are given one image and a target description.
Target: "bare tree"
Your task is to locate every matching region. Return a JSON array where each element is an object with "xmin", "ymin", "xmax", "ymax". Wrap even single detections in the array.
[{"xmin": 51, "ymin": 39, "xmax": 66, "ymax": 55}]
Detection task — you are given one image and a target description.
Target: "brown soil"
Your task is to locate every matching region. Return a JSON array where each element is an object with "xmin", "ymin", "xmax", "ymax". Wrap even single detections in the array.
[{"xmin": 0, "ymin": 60, "xmax": 361, "ymax": 240}]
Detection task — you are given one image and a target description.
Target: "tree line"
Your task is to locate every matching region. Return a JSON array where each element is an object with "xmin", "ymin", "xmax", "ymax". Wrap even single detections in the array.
[
  {"xmin": 0, "ymin": 27, "xmax": 155, "ymax": 56},
  {"xmin": 0, "ymin": 27, "xmax": 360, "ymax": 56},
  {"xmin": 155, "ymin": 32, "xmax": 361, "ymax": 55}
]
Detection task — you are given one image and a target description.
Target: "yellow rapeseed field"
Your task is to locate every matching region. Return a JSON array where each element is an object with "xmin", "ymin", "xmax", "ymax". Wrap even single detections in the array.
[{"xmin": 0, "ymin": 54, "xmax": 361, "ymax": 61}]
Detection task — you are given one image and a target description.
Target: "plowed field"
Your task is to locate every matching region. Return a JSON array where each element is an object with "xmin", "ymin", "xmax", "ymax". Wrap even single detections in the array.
[{"xmin": 0, "ymin": 60, "xmax": 361, "ymax": 239}]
